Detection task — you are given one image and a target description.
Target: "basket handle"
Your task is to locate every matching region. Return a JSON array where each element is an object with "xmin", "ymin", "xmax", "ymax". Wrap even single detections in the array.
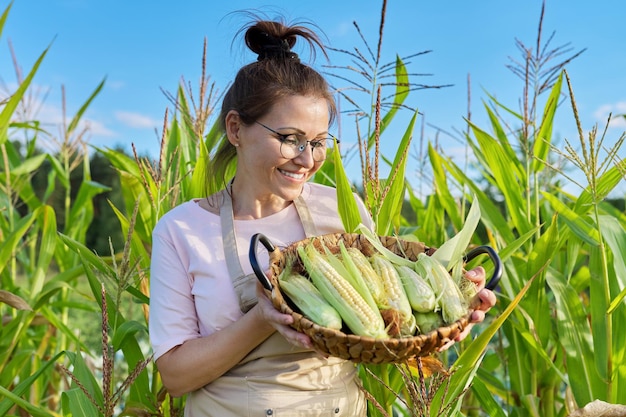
[
  {"xmin": 249, "ymin": 233, "xmax": 276, "ymax": 291},
  {"xmin": 463, "ymin": 245, "xmax": 503, "ymax": 291}
]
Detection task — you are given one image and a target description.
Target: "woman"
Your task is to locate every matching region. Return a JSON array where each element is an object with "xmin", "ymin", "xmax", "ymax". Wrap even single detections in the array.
[{"xmin": 149, "ymin": 18, "xmax": 496, "ymax": 416}]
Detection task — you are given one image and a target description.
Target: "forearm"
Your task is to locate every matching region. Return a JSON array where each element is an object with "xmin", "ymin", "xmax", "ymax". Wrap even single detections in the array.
[{"xmin": 156, "ymin": 305, "xmax": 275, "ymax": 396}]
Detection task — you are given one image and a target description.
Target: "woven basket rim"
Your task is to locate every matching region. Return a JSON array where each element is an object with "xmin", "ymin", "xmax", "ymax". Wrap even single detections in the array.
[{"xmin": 266, "ymin": 232, "xmax": 473, "ymax": 364}]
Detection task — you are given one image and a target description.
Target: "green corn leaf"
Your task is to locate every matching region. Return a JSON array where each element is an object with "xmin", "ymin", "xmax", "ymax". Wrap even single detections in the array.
[
  {"xmin": 367, "ymin": 55, "xmax": 409, "ymax": 149},
  {"xmin": 58, "ymin": 233, "xmax": 114, "ymax": 276},
  {"xmin": 66, "ymin": 78, "xmax": 106, "ymax": 136},
  {"xmin": 0, "ymin": 351, "xmax": 64, "ymax": 415},
  {"xmin": 0, "ymin": 45, "xmax": 49, "ymax": 146},
  {"xmin": 96, "ymin": 147, "xmax": 154, "ymax": 239},
  {"xmin": 29, "ymin": 205, "xmax": 57, "ymax": 300},
  {"xmin": 112, "ymin": 320, "xmax": 147, "ymax": 351},
  {"xmin": 440, "ymin": 156, "xmax": 516, "ymax": 244},
  {"xmin": 431, "ymin": 196, "xmax": 481, "ymax": 271},
  {"xmin": 0, "ymin": 385, "xmax": 55, "ymax": 417},
  {"xmin": 573, "ymin": 164, "xmax": 626, "ymax": 215},
  {"xmin": 205, "ymin": 118, "xmax": 225, "ymax": 154},
  {"xmin": 376, "ymin": 109, "xmax": 416, "ymax": 235},
  {"xmin": 64, "ymin": 350, "xmax": 104, "ymax": 410},
  {"xmin": 526, "ymin": 214, "xmax": 560, "ymax": 343},
  {"xmin": 173, "ymin": 88, "xmax": 198, "ymax": 165},
  {"xmin": 333, "ymin": 139, "xmax": 362, "ymax": 233},
  {"xmin": 108, "ymin": 201, "xmax": 151, "ymax": 272},
  {"xmin": 542, "ymin": 192, "xmax": 600, "ymax": 245},
  {"xmin": 189, "ymin": 138, "xmax": 209, "ymax": 197},
  {"xmin": 532, "ymin": 71, "xmax": 562, "ymax": 172},
  {"xmin": 484, "ymin": 89, "xmax": 525, "ymax": 121},
  {"xmin": 469, "ymin": 121, "xmax": 532, "ymax": 234},
  {"xmin": 0, "ymin": 212, "xmax": 37, "ymax": 277},
  {"xmin": 601, "ymin": 215, "xmax": 626, "ymax": 314},
  {"xmin": 546, "ymin": 270, "xmax": 599, "ymax": 405},
  {"xmin": 471, "ymin": 378, "xmax": 508, "ymax": 417},
  {"xmin": 0, "ymin": 2, "xmax": 13, "ymax": 39},
  {"xmin": 356, "ymin": 224, "xmax": 413, "ymax": 268},
  {"xmin": 427, "ymin": 142, "xmax": 462, "ymax": 231},
  {"xmin": 6, "ymin": 153, "xmax": 46, "ymax": 176},
  {"xmin": 432, "ymin": 262, "xmax": 535, "ymax": 412},
  {"xmin": 46, "ymin": 153, "xmax": 70, "ymax": 189},
  {"xmin": 483, "ymin": 105, "xmax": 526, "ymax": 181},
  {"xmin": 65, "ymin": 180, "xmax": 109, "ymax": 242},
  {"xmin": 62, "ymin": 388, "xmax": 102, "ymax": 417},
  {"xmin": 40, "ymin": 306, "xmax": 91, "ymax": 353}
]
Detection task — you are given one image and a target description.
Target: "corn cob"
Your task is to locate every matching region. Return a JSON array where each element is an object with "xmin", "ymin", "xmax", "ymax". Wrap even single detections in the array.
[
  {"xmin": 369, "ymin": 254, "xmax": 417, "ymax": 336},
  {"xmin": 279, "ymin": 271, "xmax": 343, "ymax": 330},
  {"xmin": 297, "ymin": 243, "xmax": 388, "ymax": 339},
  {"xmin": 321, "ymin": 241, "xmax": 379, "ymax": 314},
  {"xmin": 342, "ymin": 246, "xmax": 386, "ymax": 308},
  {"xmin": 395, "ymin": 264, "xmax": 436, "ymax": 313},
  {"xmin": 414, "ymin": 253, "xmax": 467, "ymax": 323}
]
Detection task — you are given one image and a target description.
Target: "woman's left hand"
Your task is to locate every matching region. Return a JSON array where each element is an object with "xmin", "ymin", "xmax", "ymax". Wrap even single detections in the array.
[
  {"xmin": 439, "ymin": 266, "xmax": 496, "ymax": 351},
  {"xmin": 255, "ymin": 281, "xmax": 314, "ymax": 350}
]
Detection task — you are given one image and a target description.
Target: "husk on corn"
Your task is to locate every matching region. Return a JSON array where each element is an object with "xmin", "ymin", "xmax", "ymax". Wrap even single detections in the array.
[
  {"xmin": 395, "ymin": 264, "xmax": 436, "ymax": 313},
  {"xmin": 414, "ymin": 252, "xmax": 467, "ymax": 323},
  {"xmin": 278, "ymin": 271, "xmax": 343, "ymax": 330}
]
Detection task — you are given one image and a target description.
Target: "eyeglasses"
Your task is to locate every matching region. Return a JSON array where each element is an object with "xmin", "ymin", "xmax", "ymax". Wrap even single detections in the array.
[{"xmin": 254, "ymin": 120, "xmax": 338, "ymax": 162}]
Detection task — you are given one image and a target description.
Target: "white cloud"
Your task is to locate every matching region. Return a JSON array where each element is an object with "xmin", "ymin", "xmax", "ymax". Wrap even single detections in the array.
[
  {"xmin": 114, "ymin": 111, "xmax": 161, "ymax": 129},
  {"xmin": 593, "ymin": 102, "xmax": 626, "ymax": 129}
]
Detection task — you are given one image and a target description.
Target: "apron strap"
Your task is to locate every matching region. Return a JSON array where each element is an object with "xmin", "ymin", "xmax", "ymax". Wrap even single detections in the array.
[
  {"xmin": 293, "ymin": 194, "xmax": 319, "ymax": 237},
  {"xmin": 220, "ymin": 186, "xmax": 317, "ymax": 313}
]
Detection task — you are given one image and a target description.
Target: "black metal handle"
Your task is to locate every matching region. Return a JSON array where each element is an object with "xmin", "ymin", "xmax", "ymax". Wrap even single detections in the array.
[
  {"xmin": 249, "ymin": 233, "xmax": 277, "ymax": 291},
  {"xmin": 463, "ymin": 245, "xmax": 502, "ymax": 291}
]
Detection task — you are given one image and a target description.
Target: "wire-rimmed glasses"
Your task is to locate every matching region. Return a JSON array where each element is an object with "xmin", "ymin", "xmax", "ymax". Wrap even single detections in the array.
[{"xmin": 254, "ymin": 120, "xmax": 338, "ymax": 162}]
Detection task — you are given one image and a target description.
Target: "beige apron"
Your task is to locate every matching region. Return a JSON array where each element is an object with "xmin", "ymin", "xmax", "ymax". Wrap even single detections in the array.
[{"xmin": 186, "ymin": 190, "xmax": 367, "ymax": 417}]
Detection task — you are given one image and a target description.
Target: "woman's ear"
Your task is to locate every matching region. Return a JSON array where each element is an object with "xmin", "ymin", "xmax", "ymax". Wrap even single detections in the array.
[{"xmin": 225, "ymin": 110, "xmax": 242, "ymax": 147}]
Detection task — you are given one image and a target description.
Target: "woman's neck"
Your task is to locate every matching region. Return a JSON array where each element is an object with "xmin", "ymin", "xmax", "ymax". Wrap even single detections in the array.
[{"xmin": 229, "ymin": 180, "xmax": 291, "ymax": 220}]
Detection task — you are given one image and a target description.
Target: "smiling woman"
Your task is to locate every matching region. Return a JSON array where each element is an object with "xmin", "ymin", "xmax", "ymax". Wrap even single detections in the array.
[
  {"xmin": 147, "ymin": 15, "xmax": 495, "ymax": 417},
  {"xmin": 148, "ymin": 18, "xmax": 375, "ymax": 416}
]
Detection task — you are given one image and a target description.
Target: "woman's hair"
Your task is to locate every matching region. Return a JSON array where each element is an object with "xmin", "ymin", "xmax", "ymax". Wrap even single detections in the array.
[{"xmin": 206, "ymin": 18, "xmax": 337, "ymax": 193}]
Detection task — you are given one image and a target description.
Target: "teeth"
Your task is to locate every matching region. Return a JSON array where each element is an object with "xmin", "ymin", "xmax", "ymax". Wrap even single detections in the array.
[{"xmin": 280, "ymin": 169, "xmax": 305, "ymax": 179}]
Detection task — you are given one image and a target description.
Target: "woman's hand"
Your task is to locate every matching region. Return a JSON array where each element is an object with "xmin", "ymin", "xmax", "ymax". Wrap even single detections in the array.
[
  {"xmin": 439, "ymin": 266, "xmax": 497, "ymax": 351},
  {"xmin": 255, "ymin": 281, "xmax": 313, "ymax": 350}
]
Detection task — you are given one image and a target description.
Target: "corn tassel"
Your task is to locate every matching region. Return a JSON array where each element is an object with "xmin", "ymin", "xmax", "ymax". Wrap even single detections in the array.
[
  {"xmin": 279, "ymin": 272, "xmax": 343, "ymax": 330},
  {"xmin": 297, "ymin": 244, "xmax": 388, "ymax": 339}
]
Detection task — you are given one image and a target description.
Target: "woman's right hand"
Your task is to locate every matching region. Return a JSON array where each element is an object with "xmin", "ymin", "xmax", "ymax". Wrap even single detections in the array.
[{"xmin": 255, "ymin": 281, "xmax": 314, "ymax": 350}]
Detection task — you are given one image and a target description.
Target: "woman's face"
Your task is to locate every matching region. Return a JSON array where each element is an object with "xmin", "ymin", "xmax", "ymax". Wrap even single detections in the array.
[{"xmin": 228, "ymin": 94, "xmax": 331, "ymax": 217}]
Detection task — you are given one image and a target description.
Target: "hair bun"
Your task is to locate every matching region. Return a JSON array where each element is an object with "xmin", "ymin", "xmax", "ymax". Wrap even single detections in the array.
[{"xmin": 245, "ymin": 23, "xmax": 300, "ymax": 62}]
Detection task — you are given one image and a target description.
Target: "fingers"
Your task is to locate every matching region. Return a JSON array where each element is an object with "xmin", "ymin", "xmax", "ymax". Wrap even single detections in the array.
[
  {"xmin": 464, "ymin": 266, "xmax": 486, "ymax": 288},
  {"xmin": 474, "ymin": 288, "xmax": 497, "ymax": 313},
  {"xmin": 254, "ymin": 282, "xmax": 312, "ymax": 349}
]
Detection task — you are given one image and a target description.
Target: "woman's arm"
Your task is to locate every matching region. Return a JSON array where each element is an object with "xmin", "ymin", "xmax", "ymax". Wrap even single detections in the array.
[{"xmin": 156, "ymin": 285, "xmax": 310, "ymax": 397}]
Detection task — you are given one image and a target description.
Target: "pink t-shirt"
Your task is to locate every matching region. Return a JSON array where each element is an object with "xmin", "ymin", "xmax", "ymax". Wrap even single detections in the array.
[{"xmin": 149, "ymin": 182, "xmax": 373, "ymax": 361}]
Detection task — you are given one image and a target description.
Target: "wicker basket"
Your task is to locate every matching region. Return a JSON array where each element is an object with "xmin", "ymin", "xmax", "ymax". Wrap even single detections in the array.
[{"xmin": 249, "ymin": 232, "xmax": 501, "ymax": 364}]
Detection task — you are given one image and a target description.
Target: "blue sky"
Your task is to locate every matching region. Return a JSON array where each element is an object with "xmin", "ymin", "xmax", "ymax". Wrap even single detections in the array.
[{"xmin": 2, "ymin": 0, "xmax": 625, "ymax": 194}]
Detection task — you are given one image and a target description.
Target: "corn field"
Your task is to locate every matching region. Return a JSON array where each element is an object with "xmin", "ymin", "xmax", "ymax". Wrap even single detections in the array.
[{"xmin": 1, "ymin": 2, "xmax": 625, "ymax": 416}]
